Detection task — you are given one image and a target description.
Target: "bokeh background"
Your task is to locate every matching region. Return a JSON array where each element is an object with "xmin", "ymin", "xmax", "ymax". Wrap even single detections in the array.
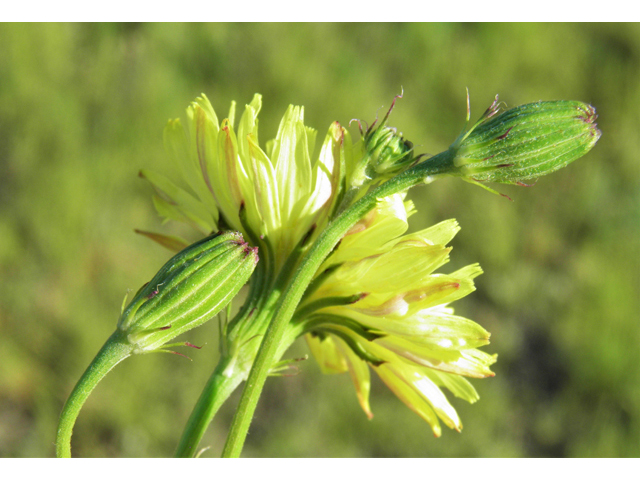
[{"xmin": 1, "ymin": 23, "xmax": 638, "ymax": 457}]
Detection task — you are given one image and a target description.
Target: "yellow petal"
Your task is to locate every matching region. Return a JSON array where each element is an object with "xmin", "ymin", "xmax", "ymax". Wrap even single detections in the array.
[
  {"xmin": 140, "ymin": 169, "xmax": 216, "ymax": 232},
  {"xmin": 374, "ymin": 363, "xmax": 443, "ymax": 436},
  {"xmin": 401, "ymin": 219, "xmax": 461, "ymax": 247},
  {"xmin": 305, "ymin": 333, "xmax": 347, "ymax": 374},
  {"xmin": 245, "ymin": 134, "xmax": 281, "ymax": 238},
  {"xmin": 335, "ymin": 336, "xmax": 373, "ymax": 419},
  {"xmin": 151, "ymin": 195, "xmax": 210, "ymax": 234},
  {"xmin": 163, "ymin": 118, "xmax": 218, "ymax": 215},
  {"xmin": 425, "ymin": 369, "xmax": 482, "ymax": 404},
  {"xmin": 375, "ymin": 335, "xmax": 496, "ymax": 378},
  {"xmin": 323, "ymin": 194, "xmax": 410, "ymax": 267}
]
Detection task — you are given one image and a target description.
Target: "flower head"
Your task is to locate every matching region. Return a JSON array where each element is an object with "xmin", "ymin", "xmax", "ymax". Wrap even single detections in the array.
[
  {"xmin": 143, "ymin": 94, "xmax": 350, "ymax": 268},
  {"xmin": 58, "ymin": 92, "xmax": 601, "ymax": 459},
  {"xmin": 291, "ymin": 195, "xmax": 495, "ymax": 436}
]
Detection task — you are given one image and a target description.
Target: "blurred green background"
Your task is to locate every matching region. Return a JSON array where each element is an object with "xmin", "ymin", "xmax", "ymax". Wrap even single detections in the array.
[{"xmin": 1, "ymin": 23, "xmax": 638, "ymax": 457}]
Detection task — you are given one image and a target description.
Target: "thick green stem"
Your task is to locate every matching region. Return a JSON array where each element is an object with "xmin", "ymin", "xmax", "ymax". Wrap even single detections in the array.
[
  {"xmin": 221, "ymin": 152, "xmax": 452, "ymax": 457},
  {"xmin": 55, "ymin": 331, "xmax": 133, "ymax": 458}
]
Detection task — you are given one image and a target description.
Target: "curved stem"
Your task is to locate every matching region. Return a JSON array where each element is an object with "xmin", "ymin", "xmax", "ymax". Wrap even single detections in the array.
[
  {"xmin": 221, "ymin": 152, "xmax": 452, "ymax": 457},
  {"xmin": 55, "ymin": 331, "xmax": 133, "ymax": 458}
]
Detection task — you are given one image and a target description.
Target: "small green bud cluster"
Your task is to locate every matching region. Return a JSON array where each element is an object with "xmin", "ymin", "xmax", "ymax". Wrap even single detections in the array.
[
  {"xmin": 363, "ymin": 124, "xmax": 414, "ymax": 179},
  {"xmin": 118, "ymin": 231, "xmax": 258, "ymax": 353},
  {"xmin": 349, "ymin": 94, "xmax": 416, "ymax": 188},
  {"xmin": 447, "ymin": 97, "xmax": 601, "ymax": 185}
]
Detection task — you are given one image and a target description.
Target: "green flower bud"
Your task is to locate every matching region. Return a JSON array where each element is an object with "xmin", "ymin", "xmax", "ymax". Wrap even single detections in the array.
[
  {"xmin": 446, "ymin": 97, "xmax": 601, "ymax": 185},
  {"xmin": 364, "ymin": 124, "xmax": 414, "ymax": 178},
  {"xmin": 350, "ymin": 93, "xmax": 416, "ymax": 187},
  {"xmin": 118, "ymin": 231, "xmax": 258, "ymax": 353}
]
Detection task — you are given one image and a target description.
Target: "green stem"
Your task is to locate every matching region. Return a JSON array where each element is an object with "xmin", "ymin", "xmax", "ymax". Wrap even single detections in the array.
[
  {"xmin": 173, "ymin": 292, "xmax": 296, "ymax": 457},
  {"xmin": 173, "ymin": 356, "xmax": 243, "ymax": 457},
  {"xmin": 174, "ymin": 247, "xmax": 279, "ymax": 457},
  {"xmin": 221, "ymin": 152, "xmax": 452, "ymax": 457},
  {"xmin": 55, "ymin": 331, "xmax": 133, "ymax": 458}
]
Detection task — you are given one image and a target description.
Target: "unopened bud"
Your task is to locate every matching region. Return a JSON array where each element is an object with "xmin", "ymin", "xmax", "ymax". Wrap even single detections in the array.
[
  {"xmin": 364, "ymin": 124, "xmax": 414, "ymax": 178},
  {"xmin": 351, "ymin": 93, "xmax": 416, "ymax": 187},
  {"xmin": 118, "ymin": 231, "xmax": 258, "ymax": 353},
  {"xmin": 446, "ymin": 97, "xmax": 601, "ymax": 184}
]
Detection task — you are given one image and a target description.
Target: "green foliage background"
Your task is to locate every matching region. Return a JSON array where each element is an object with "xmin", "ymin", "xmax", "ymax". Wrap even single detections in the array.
[{"xmin": 1, "ymin": 23, "xmax": 638, "ymax": 457}]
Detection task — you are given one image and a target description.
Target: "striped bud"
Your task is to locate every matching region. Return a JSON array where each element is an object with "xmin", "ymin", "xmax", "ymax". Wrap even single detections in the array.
[
  {"xmin": 446, "ymin": 97, "xmax": 601, "ymax": 184},
  {"xmin": 118, "ymin": 231, "xmax": 258, "ymax": 353}
]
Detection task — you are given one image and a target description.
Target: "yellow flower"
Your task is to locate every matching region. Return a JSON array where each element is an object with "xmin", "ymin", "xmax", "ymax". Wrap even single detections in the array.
[
  {"xmin": 141, "ymin": 94, "xmax": 350, "ymax": 268},
  {"xmin": 292, "ymin": 194, "xmax": 496, "ymax": 436}
]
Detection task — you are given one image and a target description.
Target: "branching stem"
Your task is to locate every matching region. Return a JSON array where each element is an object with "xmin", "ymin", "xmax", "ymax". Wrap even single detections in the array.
[{"xmin": 220, "ymin": 151, "xmax": 452, "ymax": 457}]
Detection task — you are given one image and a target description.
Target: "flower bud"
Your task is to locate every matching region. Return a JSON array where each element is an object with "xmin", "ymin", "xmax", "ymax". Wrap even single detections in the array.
[
  {"xmin": 350, "ymin": 93, "xmax": 416, "ymax": 187},
  {"xmin": 364, "ymin": 124, "xmax": 415, "ymax": 178},
  {"xmin": 118, "ymin": 231, "xmax": 258, "ymax": 353},
  {"xmin": 446, "ymin": 97, "xmax": 601, "ymax": 184}
]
